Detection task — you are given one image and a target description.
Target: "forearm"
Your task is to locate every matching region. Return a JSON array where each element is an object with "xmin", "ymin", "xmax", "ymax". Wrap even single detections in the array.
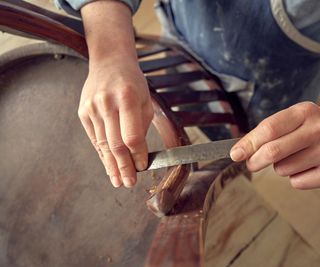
[{"xmin": 81, "ymin": 1, "xmax": 138, "ymax": 68}]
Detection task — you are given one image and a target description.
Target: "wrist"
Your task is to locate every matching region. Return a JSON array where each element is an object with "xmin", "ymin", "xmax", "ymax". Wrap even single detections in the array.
[
  {"xmin": 81, "ymin": 0, "xmax": 138, "ymax": 67},
  {"xmin": 88, "ymin": 40, "xmax": 138, "ymax": 66}
]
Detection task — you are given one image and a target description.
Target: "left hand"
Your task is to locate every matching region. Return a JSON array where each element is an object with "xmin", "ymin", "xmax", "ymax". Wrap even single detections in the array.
[{"xmin": 230, "ymin": 101, "xmax": 320, "ymax": 189}]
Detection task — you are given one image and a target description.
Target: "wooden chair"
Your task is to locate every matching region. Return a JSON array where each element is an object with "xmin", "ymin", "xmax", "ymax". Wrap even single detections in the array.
[{"xmin": 0, "ymin": 1, "xmax": 250, "ymax": 266}]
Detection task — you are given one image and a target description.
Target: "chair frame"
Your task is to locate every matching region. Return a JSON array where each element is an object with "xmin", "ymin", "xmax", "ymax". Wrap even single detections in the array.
[{"xmin": 0, "ymin": 1, "xmax": 249, "ymax": 266}]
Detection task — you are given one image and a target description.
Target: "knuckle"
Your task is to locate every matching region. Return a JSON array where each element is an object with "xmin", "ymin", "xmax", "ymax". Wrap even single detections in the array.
[
  {"xmin": 109, "ymin": 142, "xmax": 127, "ymax": 154},
  {"xmin": 259, "ymin": 119, "xmax": 277, "ymax": 140},
  {"xmin": 77, "ymin": 108, "xmax": 87, "ymax": 120},
  {"xmin": 98, "ymin": 141, "xmax": 110, "ymax": 152},
  {"xmin": 94, "ymin": 92, "xmax": 110, "ymax": 106},
  {"xmin": 117, "ymin": 87, "xmax": 137, "ymax": 105},
  {"xmin": 265, "ymin": 143, "xmax": 281, "ymax": 162},
  {"xmin": 94, "ymin": 93, "xmax": 114, "ymax": 115},
  {"xmin": 299, "ymin": 101, "xmax": 318, "ymax": 120},
  {"xmin": 83, "ymin": 99, "xmax": 96, "ymax": 113},
  {"xmin": 123, "ymin": 134, "xmax": 143, "ymax": 148},
  {"xmin": 310, "ymin": 117, "xmax": 320, "ymax": 137},
  {"xmin": 310, "ymin": 127, "xmax": 320, "ymax": 143},
  {"xmin": 118, "ymin": 164, "xmax": 132, "ymax": 174}
]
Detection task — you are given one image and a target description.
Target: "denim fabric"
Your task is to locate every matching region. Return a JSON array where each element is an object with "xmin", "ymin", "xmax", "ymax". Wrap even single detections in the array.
[
  {"xmin": 54, "ymin": 0, "xmax": 141, "ymax": 15},
  {"xmin": 55, "ymin": 0, "xmax": 320, "ymax": 128},
  {"xmin": 159, "ymin": 0, "xmax": 320, "ymax": 128},
  {"xmin": 284, "ymin": 0, "xmax": 320, "ymax": 42},
  {"xmin": 56, "ymin": 0, "xmax": 320, "ymax": 43}
]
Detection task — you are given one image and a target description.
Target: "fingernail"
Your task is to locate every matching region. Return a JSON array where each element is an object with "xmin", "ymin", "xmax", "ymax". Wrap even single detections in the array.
[
  {"xmin": 135, "ymin": 160, "xmax": 147, "ymax": 171},
  {"xmin": 110, "ymin": 176, "xmax": 122, "ymax": 188},
  {"xmin": 123, "ymin": 177, "xmax": 135, "ymax": 188},
  {"xmin": 230, "ymin": 147, "xmax": 245, "ymax": 161}
]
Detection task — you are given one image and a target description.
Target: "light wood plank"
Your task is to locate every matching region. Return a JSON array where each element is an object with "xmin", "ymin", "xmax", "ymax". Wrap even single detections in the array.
[
  {"xmin": 232, "ymin": 216, "xmax": 320, "ymax": 267},
  {"xmin": 205, "ymin": 175, "xmax": 277, "ymax": 267},
  {"xmin": 253, "ymin": 167, "xmax": 320, "ymax": 252}
]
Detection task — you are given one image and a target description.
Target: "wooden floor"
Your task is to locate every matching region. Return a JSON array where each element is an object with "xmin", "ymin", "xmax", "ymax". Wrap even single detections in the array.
[{"xmin": 1, "ymin": 0, "xmax": 320, "ymax": 259}]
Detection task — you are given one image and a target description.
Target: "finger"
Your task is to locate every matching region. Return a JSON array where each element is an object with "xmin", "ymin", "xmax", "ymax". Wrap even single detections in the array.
[
  {"xmin": 246, "ymin": 123, "xmax": 314, "ymax": 172},
  {"xmin": 104, "ymin": 112, "xmax": 137, "ymax": 188},
  {"xmin": 119, "ymin": 106, "xmax": 149, "ymax": 172},
  {"xmin": 143, "ymin": 103, "xmax": 154, "ymax": 131},
  {"xmin": 90, "ymin": 114, "xmax": 122, "ymax": 188},
  {"xmin": 274, "ymin": 144, "xmax": 320, "ymax": 177},
  {"xmin": 78, "ymin": 112, "xmax": 100, "ymax": 154},
  {"xmin": 290, "ymin": 166, "xmax": 320, "ymax": 190},
  {"xmin": 230, "ymin": 104, "xmax": 305, "ymax": 161},
  {"xmin": 96, "ymin": 140, "xmax": 123, "ymax": 188}
]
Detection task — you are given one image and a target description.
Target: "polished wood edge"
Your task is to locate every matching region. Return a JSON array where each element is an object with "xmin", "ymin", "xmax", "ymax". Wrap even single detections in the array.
[
  {"xmin": 0, "ymin": 0, "xmax": 84, "ymax": 34},
  {"xmin": 158, "ymin": 89, "xmax": 226, "ymax": 106},
  {"xmin": 139, "ymin": 54, "xmax": 189, "ymax": 73},
  {"xmin": 146, "ymin": 165, "xmax": 190, "ymax": 217},
  {"xmin": 145, "ymin": 161, "xmax": 249, "ymax": 267},
  {"xmin": 137, "ymin": 44, "xmax": 170, "ymax": 59},
  {"xmin": 0, "ymin": 2, "xmax": 88, "ymax": 57},
  {"xmin": 147, "ymin": 91, "xmax": 191, "ymax": 216},
  {"xmin": 174, "ymin": 111, "xmax": 236, "ymax": 127}
]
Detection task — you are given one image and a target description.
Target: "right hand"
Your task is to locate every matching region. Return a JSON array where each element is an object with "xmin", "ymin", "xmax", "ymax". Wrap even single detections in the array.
[{"xmin": 78, "ymin": 58, "xmax": 154, "ymax": 188}]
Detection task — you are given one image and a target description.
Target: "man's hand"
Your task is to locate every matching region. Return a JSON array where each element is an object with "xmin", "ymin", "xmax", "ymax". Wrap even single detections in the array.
[
  {"xmin": 79, "ymin": 1, "xmax": 153, "ymax": 188},
  {"xmin": 230, "ymin": 102, "xmax": 320, "ymax": 189}
]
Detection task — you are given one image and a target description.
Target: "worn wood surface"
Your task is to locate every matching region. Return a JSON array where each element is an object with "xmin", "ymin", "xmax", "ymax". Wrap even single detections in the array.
[
  {"xmin": 0, "ymin": 0, "xmax": 248, "ymax": 217},
  {"xmin": 205, "ymin": 176, "xmax": 320, "ymax": 267},
  {"xmin": 253, "ymin": 167, "xmax": 320, "ymax": 252},
  {"xmin": 232, "ymin": 216, "xmax": 320, "ymax": 267},
  {"xmin": 146, "ymin": 161, "xmax": 249, "ymax": 267},
  {"xmin": 0, "ymin": 47, "xmax": 166, "ymax": 267},
  {"xmin": 0, "ymin": 41, "xmax": 230, "ymax": 267}
]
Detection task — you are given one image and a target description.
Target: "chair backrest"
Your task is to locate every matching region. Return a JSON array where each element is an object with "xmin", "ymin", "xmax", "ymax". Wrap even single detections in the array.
[{"xmin": 0, "ymin": 1, "xmax": 249, "ymax": 266}]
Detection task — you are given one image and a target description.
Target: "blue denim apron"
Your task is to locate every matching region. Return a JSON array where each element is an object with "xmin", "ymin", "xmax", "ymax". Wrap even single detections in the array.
[{"xmin": 156, "ymin": 0, "xmax": 320, "ymax": 128}]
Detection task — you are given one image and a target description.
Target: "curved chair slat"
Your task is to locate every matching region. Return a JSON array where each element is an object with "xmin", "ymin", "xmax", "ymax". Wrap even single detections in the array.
[
  {"xmin": 158, "ymin": 90, "xmax": 227, "ymax": 106},
  {"xmin": 137, "ymin": 44, "xmax": 170, "ymax": 58},
  {"xmin": 146, "ymin": 161, "xmax": 249, "ymax": 267},
  {"xmin": 139, "ymin": 54, "xmax": 189, "ymax": 73},
  {"xmin": 0, "ymin": 2, "xmax": 88, "ymax": 56},
  {"xmin": 1, "ymin": 0, "xmax": 84, "ymax": 34},
  {"xmin": 174, "ymin": 111, "xmax": 236, "ymax": 127},
  {"xmin": 147, "ymin": 71, "xmax": 208, "ymax": 89},
  {"xmin": 0, "ymin": 2, "xmax": 250, "ymax": 266}
]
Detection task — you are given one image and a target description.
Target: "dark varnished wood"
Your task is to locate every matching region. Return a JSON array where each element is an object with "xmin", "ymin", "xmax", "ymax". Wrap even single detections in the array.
[
  {"xmin": 0, "ymin": 1, "xmax": 88, "ymax": 57},
  {"xmin": 1, "ymin": 0, "xmax": 84, "ymax": 34},
  {"xmin": 145, "ymin": 161, "xmax": 250, "ymax": 267},
  {"xmin": 0, "ymin": 44, "xmax": 164, "ymax": 267},
  {"xmin": 0, "ymin": 0, "xmax": 192, "ymax": 218},
  {"xmin": 137, "ymin": 44, "xmax": 170, "ymax": 59},
  {"xmin": 175, "ymin": 111, "xmax": 236, "ymax": 127},
  {"xmin": 159, "ymin": 90, "xmax": 226, "ymax": 106},
  {"xmin": 139, "ymin": 54, "xmax": 189, "ymax": 73},
  {"xmin": 147, "ymin": 71, "xmax": 208, "ymax": 89},
  {"xmin": 0, "ymin": 2, "xmax": 250, "ymax": 266}
]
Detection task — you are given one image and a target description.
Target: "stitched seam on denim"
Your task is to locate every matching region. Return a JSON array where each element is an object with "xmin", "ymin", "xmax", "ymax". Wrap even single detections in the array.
[{"xmin": 271, "ymin": 0, "xmax": 320, "ymax": 54}]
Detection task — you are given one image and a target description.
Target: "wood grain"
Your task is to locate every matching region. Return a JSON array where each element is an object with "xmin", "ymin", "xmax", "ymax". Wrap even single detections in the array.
[
  {"xmin": 253, "ymin": 167, "xmax": 320, "ymax": 252},
  {"xmin": 231, "ymin": 216, "xmax": 320, "ymax": 267},
  {"xmin": 205, "ymin": 175, "xmax": 320, "ymax": 267},
  {"xmin": 205, "ymin": 176, "xmax": 276, "ymax": 267}
]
